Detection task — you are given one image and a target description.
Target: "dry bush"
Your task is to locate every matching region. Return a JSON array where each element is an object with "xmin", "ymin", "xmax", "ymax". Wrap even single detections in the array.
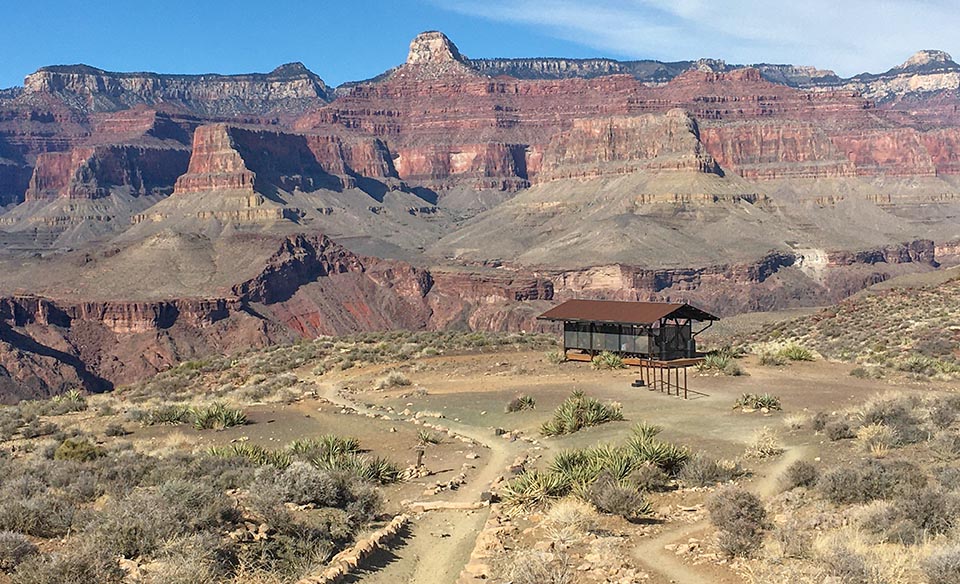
[
  {"xmin": 587, "ymin": 478, "xmax": 652, "ymax": 520},
  {"xmin": 509, "ymin": 551, "xmax": 575, "ymax": 584},
  {"xmin": 865, "ymin": 487, "xmax": 960, "ymax": 545},
  {"xmin": 773, "ymin": 519, "xmax": 812, "ymax": 559},
  {"xmin": 825, "ymin": 420, "xmax": 855, "ymax": 441},
  {"xmin": 817, "ymin": 459, "xmax": 923, "ymax": 505},
  {"xmin": 923, "ymin": 545, "xmax": 960, "ymax": 584},
  {"xmin": 373, "ymin": 371, "xmax": 411, "ymax": 390},
  {"xmin": 630, "ymin": 461, "xmax": 671, "ymax": 492},
  {"xmin": 783, "ymin": 413, "xmax": 807, "ymax": 430},
  {"xmin": 811, "ymin": 412, "xmax": 829, "ymax": 432},
  {"xmin": 780, "ymin": 460, "xmax": 818, "ymax": 491},
  {"xmin": 855, "ymin": 423, "xmax": 898, "ymax": 457},
  {"xmin": 545, "ymin": 499, "xmax": 597, "ymax": 546},
  {"xmin": 11, "ymin": 539, "xmax": 125, "ymax": 584},
  {"xmin": 679, "ymin": 453, "xmax": 742, "ymax": 487},
  {"xmin": 707, "ymin": 486, "xmax": 766, "ymax": 558},
  {"xmin": 0, "ymin": 531, "xmax": 37, "ymax": 571},
  {"xmin": 746, "ymin": 427, "xmax": 783, "ymax": 459}
]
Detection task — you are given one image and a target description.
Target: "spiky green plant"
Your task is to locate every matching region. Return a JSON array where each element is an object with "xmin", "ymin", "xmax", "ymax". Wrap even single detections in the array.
[
  {"xmin": 591, "ymin": 351, "xmax": 625, "ymax": 370},
  {"xmin": 632, "ymin": 421, "xmax": 663, "ymax": 441},
  {"xmin": 207, "ymin": 443, "xmax": 291, "ymax": 468},
  {"xmin": 501, "ymin": 470, "xmax": 571, "ymax": 510},
  {"xmin": 626, "ymin": 436, "xmax": 690, "ymax": 476},
  {"xmin": 778, "ymin": 344, "xmax": 814, "ymax": 362},
  {"xmin": 418, "ymin": 430, "xmax": 442, "ymax": 446},
  {"xmin": 190, "ymin": 402, "xmax": 247, "ymax": 430},
  {"xmin": 540, "ymin": 390, "xmax": 624, "ymax": 436},
  {"xmin": 735, "ymin": 393, "xmax": 782, "ymax": 411},
  {"xmin": 286, "ymin": 435, "xmax": 361, "ymax": 459},
  {"xmin": 545, "ymin": 350, "xmax": 566, "ymax": 365}
]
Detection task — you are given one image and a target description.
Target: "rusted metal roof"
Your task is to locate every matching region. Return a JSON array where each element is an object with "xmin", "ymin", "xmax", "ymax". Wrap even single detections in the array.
[{"xmin": 537, "ymin": 299, "xmax": 719, "ymax": 325}]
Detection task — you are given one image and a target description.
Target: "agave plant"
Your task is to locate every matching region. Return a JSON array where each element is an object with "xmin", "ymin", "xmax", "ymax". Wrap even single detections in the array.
[
  {"xmin": 418, "ymin": 429, "xmax": 442, "ymax": 445},
  {"xmin": 626, "ymin": 436, "xmax": 690, "ymax": 476},
  {"xmin": 632, "ymin": 421, "xmax": 663, "ymax": 441},
  {"xmin": 207, "ymin": 443, "xmax": 292, "ymax": 468},
  {"xmin": 501, "ymin": 470, "xmax": 571, "ymax": 510},
  {"xmin": 540, "ymin": 391, "xmax": 624, "ymax": 436},
  {"xmin": 591, "ymin": 351, "xmax": 625, "ymax": 370},
  {"xmin": 190, "ymin": 402, "xmax": 247, "ymax": 430}
]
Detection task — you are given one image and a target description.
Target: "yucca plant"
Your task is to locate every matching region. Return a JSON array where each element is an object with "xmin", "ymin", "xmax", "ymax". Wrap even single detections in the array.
[
  {"xmin": 287, "ymin": 435, "xmax": 361, "ymax": 459},
  {"xmin": 190, "ymin": 402, "xmax": 247, "ymax": 430},
  {"xmin": 501, "ymin": 470, "xmax": 571, "ymax": 510},
  {"xmin": 541, "ymin": 391, "xmax": 624, "ymax": 436},
  {"xmin": 778, "ymin": 344, "xmax": 814, "ymax": 362},
  {"xmin": 506, "ymin": 394, "xmax": 537, "ymax": 412},
  {"xmin": 591, "ymin": 351, "xmax": 625, "ymax": 370},
  {"xmin": 626, "ymin": 436, "xmax": 690, "ymax": 476},
  {"xmin": 632, "ymin": 421, "xmax": 663, "ymax": 441},
  {"xmin": 207, "ymin": 443, "xmax": 291, "ymax": 468},
  {"xmin": 418, "ymin": 429, "xmax": 442, "ymax": 445}
]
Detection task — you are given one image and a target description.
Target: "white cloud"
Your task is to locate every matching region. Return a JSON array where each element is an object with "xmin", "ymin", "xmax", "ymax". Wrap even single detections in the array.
[{"xmin": 436, "ymin": 0, "xmax": 960, "ymax": 75}]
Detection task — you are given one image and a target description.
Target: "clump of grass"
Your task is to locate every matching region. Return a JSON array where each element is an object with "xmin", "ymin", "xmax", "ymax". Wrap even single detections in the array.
[
  {"xmin": 924, "ymin": 545, "xmax": 960, "ymax": 584},
  {"xmin": 506, "ymin": 395, "xmax": 536, "ymax": 413},
  {"xmin": 778, "ymin": 344, "xmax": 815, "ymax": 362},
  {"xmin": 746, "ymin": 427, "xmax": 783, "ymax": 459},
  {"xmin": 734, "ymin": 393, "xmax": 782, "ymax": 411},
  {"xmin": 540, "ymin": 390, "xmax": 624, "ymax": 436},
  {"xmin": 545, "ymin": 350, "xmax": 566, "ymax": 365},
  {"xmin": 590, "ymin": 351, "xmax": 624, "ymax": 370},
  {"xmin": 696, "ymin": 349, "xmax": 744, "ymax": 376},
  {"xmin": 855, "ymin": 422, "xmax": 897, "ymax": 457},
  {"xmin": 190, "ymin": 403, "xmax": 247, "ymax": 431}
]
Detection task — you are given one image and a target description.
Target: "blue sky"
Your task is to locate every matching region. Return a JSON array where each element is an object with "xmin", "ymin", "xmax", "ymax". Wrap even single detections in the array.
[{"xmin": 2, "ymin": 0, "xmax": 958, "ymax": 89}]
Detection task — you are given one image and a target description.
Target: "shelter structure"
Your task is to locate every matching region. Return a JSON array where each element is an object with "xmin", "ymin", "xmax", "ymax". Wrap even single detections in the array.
[{"xmin": 537, "ymin": 299, "xmax": 720, "ymax": 399}]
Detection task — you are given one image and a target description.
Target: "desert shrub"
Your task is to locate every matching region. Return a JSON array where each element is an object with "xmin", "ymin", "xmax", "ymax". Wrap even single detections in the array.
[
  {"xmin": 629, "ymin": 462, "xmax": 671, "ymax": 492},
  {"xmin": 506, "ymin": 395, "xmax": 536, "ymax": 412},
  {"xmin": 817, "ymin": 459, "xmax": 923, "ymax": 505},
  {"xmin": 818, "ymin": 544, "xmax": 869, "ymax": 584},
  {"xmin": 586, "ymin": 473, "xmax": 652, "ymax": 519},
  {"xmin": 417, "ymin": 430, "xmax": 442, "ymax": 445},
  {"xmin": 780, "ymin": 460, "xmax": 818, "ymax": 490},
  {"xmin": 509, "ymin": 550, "xmax": 575, "ymax": 584},
  {"xmin": 679, "ymin": 453, "xmax": 742, "ymax": 487},
  {"xmin": 938, "ymin": 466, "xmax": 960, "ymax": 491},
  {"xmin": 930, "ymin": 402, "xmax": 958, "ymax": 430},
  {"xmin": 746, "ymin": 427, "xmax": 783, "ymax": 459},
  {"xmin": 0, "ymin": 531, "xmax": 37, "ymax": 571},
  {"xmin": 148, "ymin": 532, "xmax": 235, "ymax": 584},
  {"xmin": 86, "ymin": 480, "xmax": 240, "ymax": 559},
  {"xmin": 825, "ymin": 420, "xmax": 854, "ymax": 441},
  {"xmin": 20, "ymin": 419, "xmax": 59, "ymax": 439},
  {"xmin": 860, "ymin": 397, "xmax": 923, "ymax": 443},
  {"xmin": 855, "ymin": 422, "xmax": 897, "ymax": 457},
  {"xmin": 545, "ymin": 498, "xmax": 597, "ymax": 534},
  {"xmin": 758, "ymin": 352, "xmax": 787, "ymax": 366},
  {"xmin": 811, "ymin": 411, "xmax": 829, "ymax": 432},
  {"xmin": 190, "ymin": 403, "xmax": 247, "ymax": 430},
  {"xmin": 104, "ymin": 423, "xmax": 127, "ymax": 437},
  {"xmin": 540, "ymin": 390, "xmax": 623, "ymax": 436},
  {"xmin": 373, "ymin": 371, "xmax": 411, "ymax": 390},
  {"xmin": 932, "ymin": 431, "xmax": 960, "ymax": 459},
  {"xmin": 545, "ymin": 350, "xmax": 565, "ymax": 365},
  {"xmin": 867, "ymin": 487, "xmax": 960, "ymax": 544},
  {"xmin": 707, "ymin": 486, "xmax": 766, "ymax": 558},
  {"xmin": 54, "ymin": 439, "xmax": 103, "ymax": 462},
  {"xmin": 0, "ymin": 478, "xmax": 75, "ymax": 537},
  {"xmin": 131, "ymin": 405, "xmax": 190, "ymax": 426},
  {"xmin": 773, "ymin": 520, "xmax": 811, "ymax": 559},
  {"xmin": 590, "ymin": 351, "xmax": 624, "ymax": 370},
  {"xmin": 778, "ymin": 344, "xmax": 814, "ymax": 362},
  {"xmin": 273, "ymin": 462, "xmax": 345, "ymax": 507},
  {"xmin": 923, "ymin": 545, "xmax": 960, "ymax": 584},
  {"xmin": 11, "ymin": 541, "xmax": 125, "ymax": 584},
  {"xmin": 734, "ymin": 393, "xmax": 782, "ymax": 411}
]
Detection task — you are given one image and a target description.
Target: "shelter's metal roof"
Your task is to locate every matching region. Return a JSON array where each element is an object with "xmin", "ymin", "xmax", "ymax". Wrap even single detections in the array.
[{"xmin": 537, "ymin": 299, "xmax": 719, "ymax": 325}]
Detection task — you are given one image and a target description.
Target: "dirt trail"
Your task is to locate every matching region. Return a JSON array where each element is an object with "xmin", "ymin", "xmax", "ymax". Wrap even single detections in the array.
[
  {"xmin": 632, "ymin": 445, "xmax": 812, "ymax": 584},
  {"xmin": 315, "ymin": 378, "xmax": 527, "ymax": 584}
]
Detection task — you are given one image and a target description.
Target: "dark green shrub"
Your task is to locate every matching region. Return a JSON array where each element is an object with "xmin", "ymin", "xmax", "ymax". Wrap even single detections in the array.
[
  {"xmin": 540, "ymin": 390, "xmax": 623, "ymax": 436},
  {"xmin": 54, "ymin": 439, "xmax": 103, "ymax": 462},
  {"xmin": 707, "ymin": 486, "xmax": 766, "ymax": 558},
  {"xmin": 780, "ymin": 460, "xmax": 818, "ymax": 490}
]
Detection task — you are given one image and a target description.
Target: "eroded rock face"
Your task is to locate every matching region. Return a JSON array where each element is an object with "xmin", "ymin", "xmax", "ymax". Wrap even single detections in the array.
[{"xmin": 23, "ymin": 63, "xmax": 331, "ymax": 116}]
